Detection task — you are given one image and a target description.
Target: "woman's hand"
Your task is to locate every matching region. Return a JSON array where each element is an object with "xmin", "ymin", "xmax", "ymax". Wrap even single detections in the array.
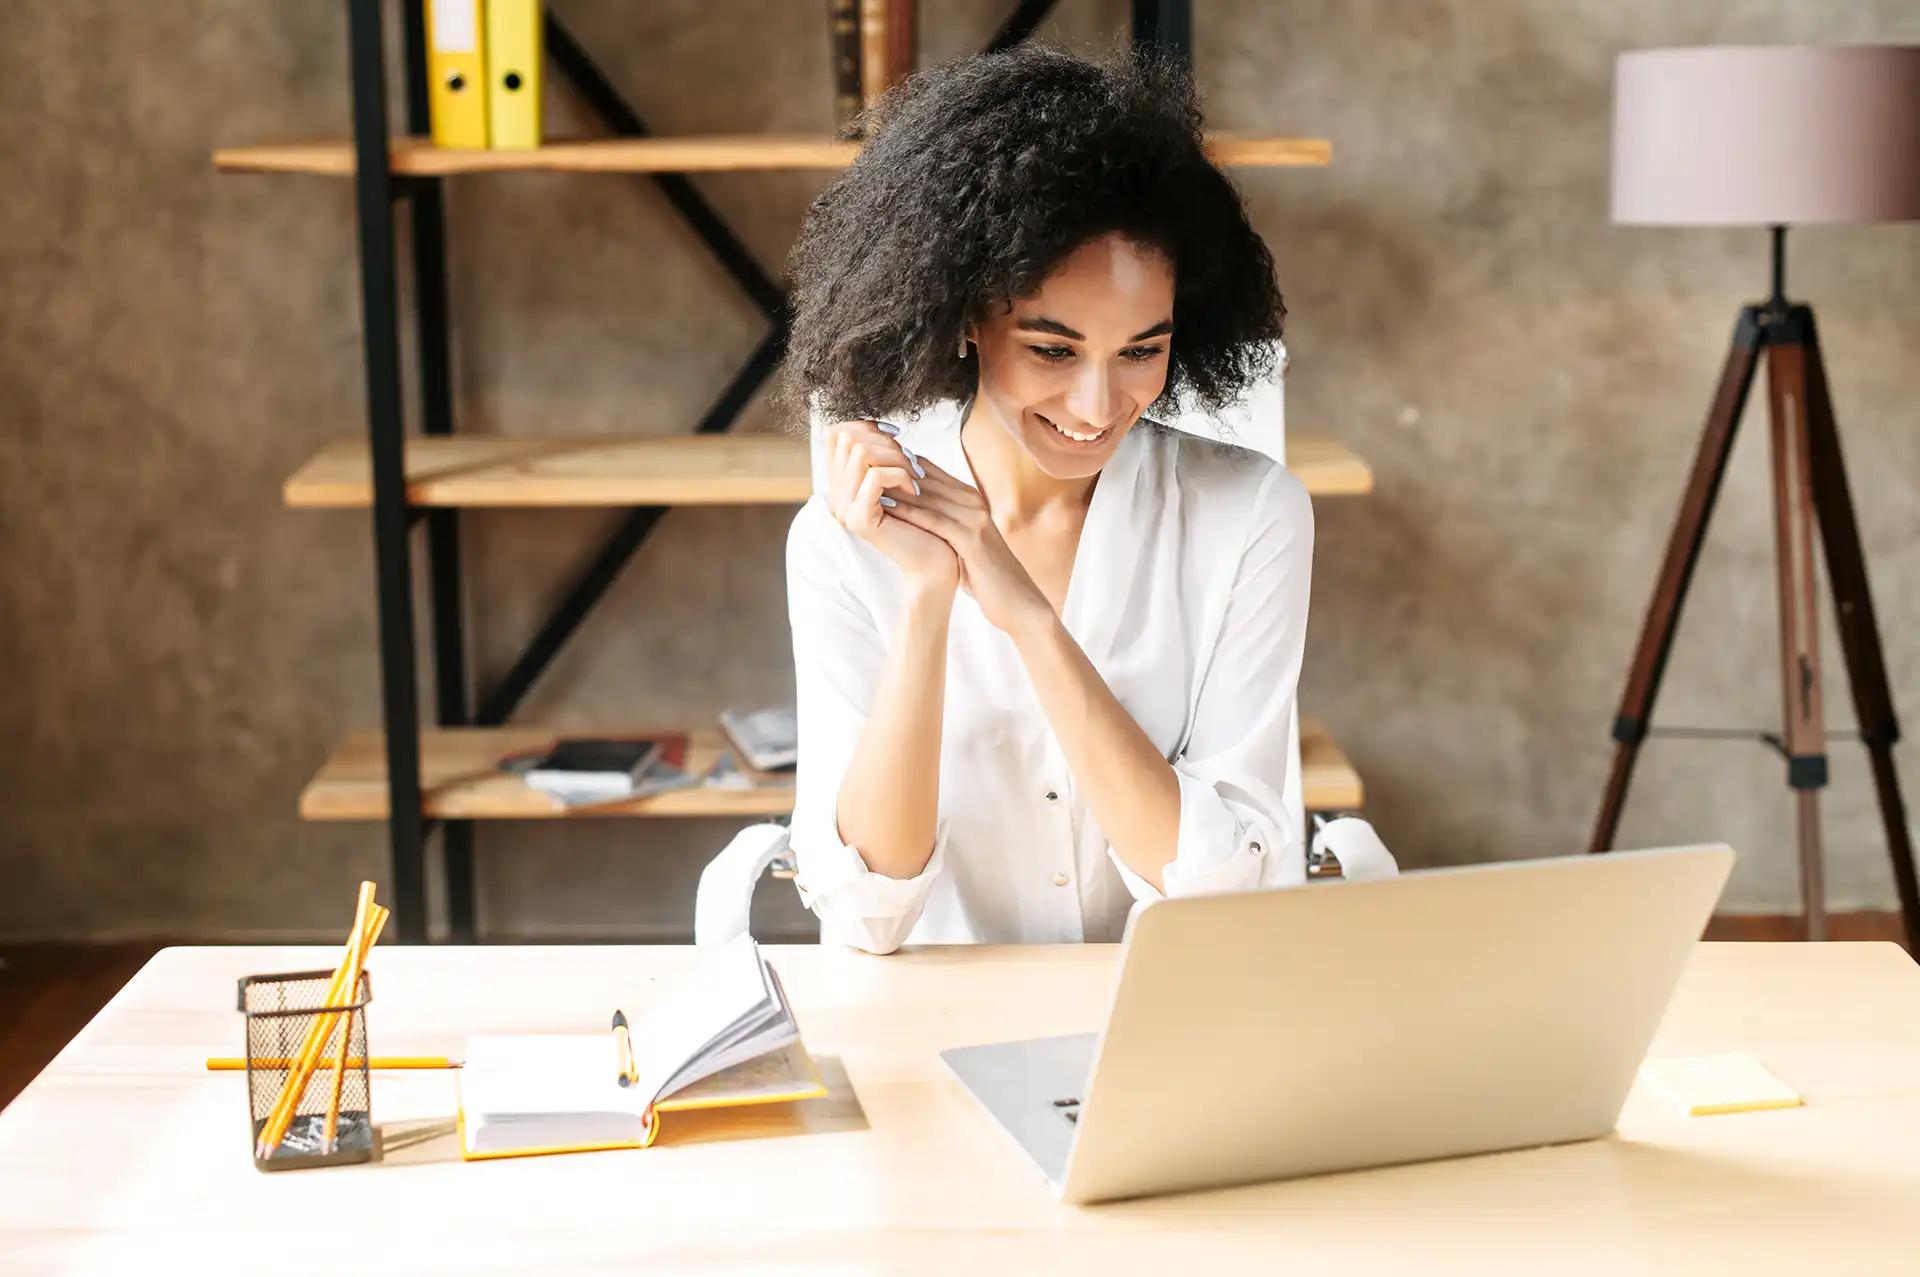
[
  {"xmin": 824, "ymin": 420, "xmax": 959, "ymax": 596},
  {"xmin": 883, "ymin": 456, "xmax": 1055, "ymax": 637}
]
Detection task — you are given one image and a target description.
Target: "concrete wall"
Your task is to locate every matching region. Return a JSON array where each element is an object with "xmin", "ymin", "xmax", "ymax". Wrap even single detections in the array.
[{"xmin": 4, "ymin": 0, "xmax": 1919, "ymax": 941}]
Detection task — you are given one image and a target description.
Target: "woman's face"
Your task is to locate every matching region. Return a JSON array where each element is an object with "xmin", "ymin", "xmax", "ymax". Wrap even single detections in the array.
[{"xmin": 969, "ymin": 232, "xmax": 1175, "ymax": 481}]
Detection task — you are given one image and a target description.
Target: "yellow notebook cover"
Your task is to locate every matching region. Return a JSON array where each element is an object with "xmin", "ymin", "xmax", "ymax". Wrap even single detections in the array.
[
  {"xmin": 425, "ymin": 0, "xmax": 488, "ymax": 149},
  {"xmin": 1639, "ymin": 1052, "xmax": 1803, "ymax": 1116},
  {"xmin": 485, "ymin": 0, "xmax": 542, "ymax": 150}
]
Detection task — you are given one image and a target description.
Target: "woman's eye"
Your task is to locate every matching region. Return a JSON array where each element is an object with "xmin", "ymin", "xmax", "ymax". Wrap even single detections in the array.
[
  {"xmin": 1121, "ymin": 346, "xmax": 1166, "ymax": 363},
  {"xmin": 1028, "ymin": 345, "xmax": 1074, "ymax": 362}
]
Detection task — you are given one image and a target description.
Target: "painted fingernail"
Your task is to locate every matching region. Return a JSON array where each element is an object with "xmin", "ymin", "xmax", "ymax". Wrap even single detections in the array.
[
  {"xmin": 900, "ymin": 445, "xmax": 927, "ymax": 480},
  {"xmin": 876, "ymin": 422, "xmax": 901, "ymax": 437},
  {"xmin": 879, "ymin": 495, "xmax": 898, "ymax": 508}
]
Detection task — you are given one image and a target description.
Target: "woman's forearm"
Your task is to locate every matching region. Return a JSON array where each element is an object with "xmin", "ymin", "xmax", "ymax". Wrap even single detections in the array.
[
  {"xmin": 1011, "ymin": 610, "xmax": 1182, "ymax": 891},
  {"xmin": 834, "ymin": 584, "xmax": 953, "ymax": 879}
]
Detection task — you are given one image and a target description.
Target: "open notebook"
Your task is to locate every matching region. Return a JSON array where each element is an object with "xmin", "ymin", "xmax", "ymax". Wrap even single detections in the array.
[{"xmin": 458, "ymin": 935, "xmax": 825, "ymax": 1160}]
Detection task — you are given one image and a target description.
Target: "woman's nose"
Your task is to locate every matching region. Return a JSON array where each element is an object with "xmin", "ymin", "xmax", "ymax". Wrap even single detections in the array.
[{"xmin": 1065, "ymin": 364, "xmax": 1117, "ymax": 429}]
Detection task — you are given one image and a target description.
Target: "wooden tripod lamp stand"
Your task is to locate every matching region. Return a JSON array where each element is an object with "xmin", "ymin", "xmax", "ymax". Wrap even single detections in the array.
[{"xmin": 1593, "ymin": 46, "xmax": 1920, "ymax": 948}]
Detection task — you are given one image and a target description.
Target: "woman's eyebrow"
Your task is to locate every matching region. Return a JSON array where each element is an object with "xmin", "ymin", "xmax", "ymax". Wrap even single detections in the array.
[
  {"xmin": 1014, "ymin": 317, "xmax": 1085, "ymax": 339},
  {"xmin": 1012, "ymin": 317, "xmax": 1176, "ymax": 341}
]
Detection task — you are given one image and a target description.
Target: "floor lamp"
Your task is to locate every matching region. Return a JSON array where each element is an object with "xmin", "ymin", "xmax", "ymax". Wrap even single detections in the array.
[{"xmin": 1591, "ymin": 46, "xmax": 1920, "ymax": 949}]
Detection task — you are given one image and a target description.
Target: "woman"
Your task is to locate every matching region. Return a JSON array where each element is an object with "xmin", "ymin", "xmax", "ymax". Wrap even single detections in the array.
[{"xmin": 780, "ymin": 44, "xmax": 1310, "ymax": 953}]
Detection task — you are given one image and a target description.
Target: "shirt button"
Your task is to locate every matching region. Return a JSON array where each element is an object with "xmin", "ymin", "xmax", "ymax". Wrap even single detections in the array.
[
  {"xmin": 1249, "ymin": 841, "xmax": 1264, "ymax": 857},
  {"xmin": 1045, "ymin": 790, "xmax": 1059, "ymax": 802},
  {"xmin": 1052, "ymin": 872, "xmax": 1070, "ymax": 887}
]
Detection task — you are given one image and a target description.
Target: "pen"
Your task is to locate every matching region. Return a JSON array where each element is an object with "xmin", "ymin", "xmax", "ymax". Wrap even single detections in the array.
[{"xmin": 613, "ymin": 1009, "xmax": 638, "ymax": 1088}]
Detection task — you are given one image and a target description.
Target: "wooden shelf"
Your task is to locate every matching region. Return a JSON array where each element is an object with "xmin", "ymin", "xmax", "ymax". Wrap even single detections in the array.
[
  {"xmin": 299, "ymin": 727, "xmax": 794, "ymax": 821},
  {"xmin": 1286, "ymin": 434, "xmax": 1373, "ymax": 496},
  {"xmin": 214, "ymin": 132, "xmax": 1332, "ymax": 177},
  {"xmin": 1300, "ymin": 717, "xmax": 1364, "ymax": 812},
  {"xmin": 283, "ymin": 434, "xmax": 812, "ymax": 509},
  {"xmin": 299, "ymin": 718, "xmax": 1362, "ymax": 822},
  {"xmin": 282, "ymin": 432, "xmax": 1369, "ymax": 509}
]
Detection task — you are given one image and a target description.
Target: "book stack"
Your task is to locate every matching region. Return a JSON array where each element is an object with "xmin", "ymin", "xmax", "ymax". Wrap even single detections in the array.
[
  {"xmin": 829, "ymin": 0, "xmax": 915, "ymax": 131},
  {"xmin": 504, "ymin": 737, "xmax": 697, "ymax": 809},
  {"xmin": 706, "ymin": 707, "xmax": 798, "ymax": 791}
]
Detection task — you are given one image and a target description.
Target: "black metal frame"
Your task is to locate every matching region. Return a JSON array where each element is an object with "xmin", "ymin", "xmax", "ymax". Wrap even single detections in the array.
[{"xmin": 339, "ymin": 0, "xmax": 1193, "ymax": 942}]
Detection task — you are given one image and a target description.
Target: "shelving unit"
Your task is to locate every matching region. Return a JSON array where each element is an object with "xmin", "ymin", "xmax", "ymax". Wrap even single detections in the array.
[
  {"xmin": 281, "ymin": 431, "xmax": 1372, "ymax": 508},
  {"xmin": 214, "ymin": 131, "xmax": 1332, "ymax": 177},
  {"xmin": 221, "ymin": 0, "xmax": 1367, "ymax": 942},
  {"xmin": 297, "ymin": 719, "xmax": 1365, "ymax": 822},
  {"xmin": 282, "ymin": 434, "xmax": 818, "ymax": 508},
  {"xmin": 299, "ymin": 728, "xmax": 796, "ymax": 821}
]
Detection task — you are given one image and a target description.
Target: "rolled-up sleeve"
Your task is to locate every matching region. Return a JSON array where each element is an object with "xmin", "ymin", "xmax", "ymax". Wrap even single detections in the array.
[
  {"xmin": 785, "ymin": 497, "xmax": 946, "ymax": 953},
  {"xmin": 1110, "ymin": 466, "xmax": 1314, "ymax": 902}
]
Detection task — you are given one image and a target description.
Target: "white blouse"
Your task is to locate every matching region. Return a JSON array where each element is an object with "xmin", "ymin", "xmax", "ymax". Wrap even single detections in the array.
[{"xmin": 784, "ymin": 401, "xmax": 1315, "ymax": 953}]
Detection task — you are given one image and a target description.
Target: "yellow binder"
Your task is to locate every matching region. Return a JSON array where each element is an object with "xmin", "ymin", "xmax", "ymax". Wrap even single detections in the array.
[
  {"xmin": 424, "ymin": 0, "xmax": 487, "ymax": 149},
  {"xmin": 486, "ymin": 0, "xmax": 542, "ymax": 150}
]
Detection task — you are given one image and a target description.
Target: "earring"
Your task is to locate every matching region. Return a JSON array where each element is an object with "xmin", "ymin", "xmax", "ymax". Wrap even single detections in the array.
[{"xmin": 957, "ymin": 333, "xmax": 970, "ymax": 359}]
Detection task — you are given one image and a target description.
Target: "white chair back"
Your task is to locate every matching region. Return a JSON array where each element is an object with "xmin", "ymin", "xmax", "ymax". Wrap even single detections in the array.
[{"xmin": 694, "ymin": 822, "xmax": 793, "ymax": 946}]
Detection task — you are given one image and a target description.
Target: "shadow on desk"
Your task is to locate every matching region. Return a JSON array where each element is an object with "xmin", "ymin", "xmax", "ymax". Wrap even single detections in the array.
[
  {"xmin": 1098, "ymin": 1133, "xmax": 1915, "ymax": 1235},
  {"xmin": 374, "ymin": 1055, "xmax": 867, "ymax": 1168}
]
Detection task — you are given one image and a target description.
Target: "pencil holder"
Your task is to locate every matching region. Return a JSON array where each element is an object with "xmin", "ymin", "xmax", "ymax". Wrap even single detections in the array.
[{"xmin": 238, "ymin": 968, "xmax": 375, "ymax": 1172}]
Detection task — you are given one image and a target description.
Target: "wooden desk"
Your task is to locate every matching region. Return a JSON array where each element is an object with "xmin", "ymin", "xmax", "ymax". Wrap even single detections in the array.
[{"xmin": 2, "ymin": 943, "xmax": 1919, "ymax": 1274}]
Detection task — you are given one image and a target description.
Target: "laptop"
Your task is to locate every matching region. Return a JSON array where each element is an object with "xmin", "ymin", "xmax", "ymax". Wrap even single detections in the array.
[{"xmin": 941, "ymin": 843, "xmax": 1734, "ymax": 1205}]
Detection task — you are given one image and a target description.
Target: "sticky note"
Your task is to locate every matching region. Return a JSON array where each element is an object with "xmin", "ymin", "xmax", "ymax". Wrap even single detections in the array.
[{"xmin": 1639, "ymin": 1052, "xmax": 1803, "ymax": 1116}]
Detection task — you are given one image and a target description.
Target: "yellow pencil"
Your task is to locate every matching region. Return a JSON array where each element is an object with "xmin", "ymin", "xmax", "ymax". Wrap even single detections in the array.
[
  {"xmin": 255, "ymin": 884, "xmax": 381, "ymax": 1159},
  {"xmin": 208, "ymin": 1057, "xmax": 457, "ymax": 1071},
  {"xmin": 323, "ymin": 904, "xmax": 387, "ymax": 1151}
]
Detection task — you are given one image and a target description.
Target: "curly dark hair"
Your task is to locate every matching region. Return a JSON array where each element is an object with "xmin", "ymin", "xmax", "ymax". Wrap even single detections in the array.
[{"xmin": 781, "ymin": 44, "xmax": 1285, "ymax": 425}]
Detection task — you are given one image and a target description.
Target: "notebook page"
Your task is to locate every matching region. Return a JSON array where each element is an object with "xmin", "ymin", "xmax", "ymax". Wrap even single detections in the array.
[
  {"xmin": 658, "ymin": 961, "xmax": 799, "ymax": 1098},
  {"xmin": 462, "ymin": 1035, "xmax": 648, "ymax": 1118},
  {"xmin": 658, "ymin": 1040, "xmax": 821, "ymax": 1111},
  {"xmin": 629, "ymin": 934, "xmax": 775, "ymax": 1104}
]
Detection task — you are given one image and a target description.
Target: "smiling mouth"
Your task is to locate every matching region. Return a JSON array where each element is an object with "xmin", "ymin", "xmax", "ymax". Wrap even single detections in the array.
[{"xmin": 1038, "ymin": 413, "xmax": 1110, "ymax": 445}]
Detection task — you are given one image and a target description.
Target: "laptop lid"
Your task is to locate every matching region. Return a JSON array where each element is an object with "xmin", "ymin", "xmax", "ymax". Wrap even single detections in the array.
[{"xmin": 1059, "ymin": 844, "xmax": 1734, "ymax": 1204}]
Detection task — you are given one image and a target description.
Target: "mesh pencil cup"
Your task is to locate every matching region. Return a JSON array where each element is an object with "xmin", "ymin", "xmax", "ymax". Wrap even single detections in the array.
[{"xmin": 237, "ymin": 968, "xmax": 375, "ymax": 1171}]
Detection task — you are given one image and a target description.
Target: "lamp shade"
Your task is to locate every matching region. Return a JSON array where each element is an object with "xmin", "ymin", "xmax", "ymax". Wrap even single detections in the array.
[{"xmin": 1611, "ymin": 45, "xmax": 1920, "ymax": 227}]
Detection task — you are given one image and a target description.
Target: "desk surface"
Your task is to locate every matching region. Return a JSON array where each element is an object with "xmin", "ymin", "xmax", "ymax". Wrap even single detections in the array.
[{"xmin": 2, "ymin": 942, "xmax": 1919, "ymax": 1275}]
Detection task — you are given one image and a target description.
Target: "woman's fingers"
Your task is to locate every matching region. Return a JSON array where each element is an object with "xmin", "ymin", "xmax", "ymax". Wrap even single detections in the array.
[
  {"xmin": 829, "ymin": 418, "xmax": 883, "ymax": 444},
  {"xmin": 868, "ymin": 464, "xmax": 919, "ymax": 498},
  {"xmin": 896, "ymin": 442, "xmax": 927, "ymax": 482},
  {"xmin": 828, "ymin": 421, "xmax": 889, "ymax": 485},
  {"xmin": 831, "ymin": 425, "xmax": 988, "ymax": 528},
  {"xmin": 888, "ymin": 481, "xmax": 986, "ymax": 532},
  {"xmin": 857, "ymin": 441, "xmax": 921, "ymax": 491},
  {"xmin": 883, "ymin": 497, "xmax": 969, "ymax": 545},
  {"xmin": 890, "ymin": 461, "xmax": 975, "ymax": 509},
  {"xmin": 845, "ymin": 431, "xmax": 939, "ymax": 488},
  {"xmin": 827, "ymin": 422, "xmax": 877, "ymax": 516},
  {"xmin": 841, "ymin": 444, "xmax": 918, "ymax": 498},
  {"xmin": 832, "ymin": 439, "xmax": 919, "ymax": 521},
  {"xmin": 828, "ymin": 419, "xmax": 875, "ymax": 473},
  {"xmin": 831, "ymin": 423, "xmax": 949, "ymax": 495},
  {"xmin": 913, "ymin": 454, "xmax": 962, "ymax": 486},
  {"xmin": 840, "ymin": 447, "xmax": 920, "ymax": 504},
  {"xmin": 850, "ymin": 467, "xmax": 896, "ymax": 533}
]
